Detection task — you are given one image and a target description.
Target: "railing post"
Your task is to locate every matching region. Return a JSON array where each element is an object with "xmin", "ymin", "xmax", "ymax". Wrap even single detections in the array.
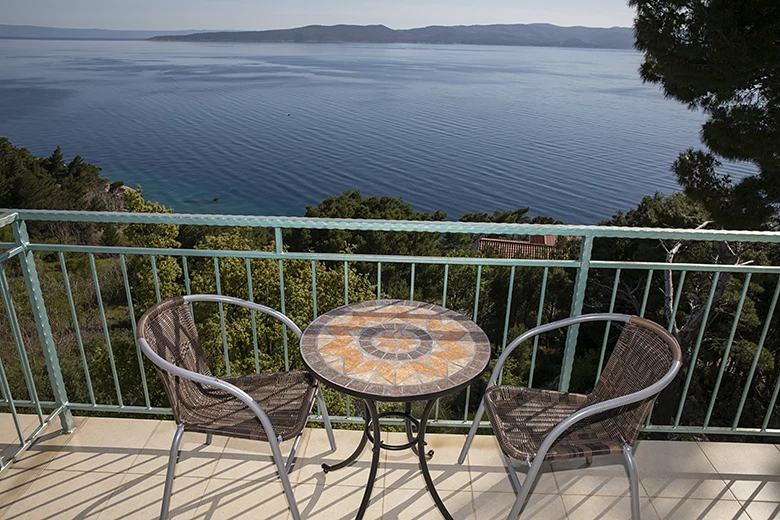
[
  {"xmin": 559, "ymin": 235, "xmax": 593, "ymax": 392},
  {"xmin": 11, "ymin": 220, "xmax": 74, "ymax": 432}
]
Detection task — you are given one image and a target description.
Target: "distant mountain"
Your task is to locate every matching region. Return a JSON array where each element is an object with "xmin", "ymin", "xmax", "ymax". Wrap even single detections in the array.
[
  {"xmin": 149, "ymin": 23, "xmax": 635, "ymax": 49},
  {"xmin": 0, "ymin": 24, "xmax": 205, "ymax": 41}
]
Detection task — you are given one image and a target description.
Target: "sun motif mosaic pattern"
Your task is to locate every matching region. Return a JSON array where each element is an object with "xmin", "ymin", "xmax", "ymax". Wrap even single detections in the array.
[{"xmin": 300, "ymin": 300, "xmax": 491, "ymax": 400}]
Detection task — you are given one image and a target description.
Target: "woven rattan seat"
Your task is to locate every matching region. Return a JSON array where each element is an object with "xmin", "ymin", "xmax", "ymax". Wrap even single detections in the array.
[
  {"xmin": 459, "ymin": 314, "xmax": 682, "ymax": 520},
  {"xmin": 138, "ymin": 295, "xmax": 336, "ymax": 520},
  {"xmin": 484, "ymin": 319, "xmax": 675, "ymax": 463},
  {"xmin": 183, "ymin": 371, "xmax": 317, "ymax": 442},
  {"xmin": 484, "ymin": 387, "xmax": 622, "ymax": 461},
  {"xmin": 142, "ymin": 296, "xmax": 317, "ymax": 442}
]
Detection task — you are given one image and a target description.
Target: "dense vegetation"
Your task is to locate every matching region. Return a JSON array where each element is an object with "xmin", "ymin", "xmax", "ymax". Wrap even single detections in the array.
[{"xmin": 1, "ymin": 138, "xmax": 779, "ymax": 438}]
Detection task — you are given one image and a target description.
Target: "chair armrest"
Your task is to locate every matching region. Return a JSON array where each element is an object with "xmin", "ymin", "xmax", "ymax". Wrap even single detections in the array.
[
  {"xmin": 533, "ymin": 355, "xmax": 682, "ymax": 459},
  {"xmin": 184, "ymin": 294, "xmax": 303, "ymax": 339},
  {"xmin": 138, "ymin": 336, "xmax": 284, "ymax": 445},
  {"xmin": 487, "ymin": 313, "xmax": 632, "ymax": 388}
]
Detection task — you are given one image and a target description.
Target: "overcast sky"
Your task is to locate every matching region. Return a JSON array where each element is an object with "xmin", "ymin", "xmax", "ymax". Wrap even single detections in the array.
[{"xmin": 3, "ymin": 0, "xmax": 636, "ymax": 31}]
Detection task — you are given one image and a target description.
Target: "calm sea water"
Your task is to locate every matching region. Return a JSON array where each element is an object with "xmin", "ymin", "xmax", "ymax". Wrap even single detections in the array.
[{"xmin": 0, "ymin": 39, "xmax": 752, "ymax": 223}]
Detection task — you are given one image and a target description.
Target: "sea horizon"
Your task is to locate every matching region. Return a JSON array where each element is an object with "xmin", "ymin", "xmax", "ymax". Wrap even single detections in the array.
[{"xmin": 0, "ymin": 39, "xmax": 755, "ymax": 223}]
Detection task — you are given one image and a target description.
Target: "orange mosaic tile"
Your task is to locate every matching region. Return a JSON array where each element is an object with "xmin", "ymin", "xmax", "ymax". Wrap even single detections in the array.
[{"xmin": 300, "ymin": 300, "xmax": 491, "ymax": 401}]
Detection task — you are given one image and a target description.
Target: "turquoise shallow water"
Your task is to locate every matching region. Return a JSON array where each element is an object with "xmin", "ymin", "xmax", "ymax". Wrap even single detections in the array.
[{"xmin": 0, "ymin": 39, "xmax": 753, "ymax": 223}]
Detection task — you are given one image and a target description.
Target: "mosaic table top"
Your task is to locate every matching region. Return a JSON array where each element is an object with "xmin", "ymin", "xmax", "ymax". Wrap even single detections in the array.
[{"xmin": 300, "ymin": 300, "xmax": 491, "ymax": 401}]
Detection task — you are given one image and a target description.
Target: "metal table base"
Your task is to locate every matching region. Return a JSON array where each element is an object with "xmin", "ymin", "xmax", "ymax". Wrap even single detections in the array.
[{"xmin": 321, "ymin": 399, "xmax": 452, "ymax": 520}]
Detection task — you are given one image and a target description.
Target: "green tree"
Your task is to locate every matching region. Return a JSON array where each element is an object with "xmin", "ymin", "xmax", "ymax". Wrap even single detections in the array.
[
  {"xmin": 189, "ymin": 229, "xmax": 376, "ymax": 377},
  {"xmin": 124, "ymin": 188, "xmax": 182, "ymax": 310},
  {"xmin": 630, "ymin": 0, "xmax": 780, "ymax": 229}
]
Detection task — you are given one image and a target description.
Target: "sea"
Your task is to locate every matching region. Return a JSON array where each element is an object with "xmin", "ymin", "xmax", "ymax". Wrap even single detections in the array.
[{"xmin": 0, "ymin": 39, "xmax": 754, "ymax": 224}]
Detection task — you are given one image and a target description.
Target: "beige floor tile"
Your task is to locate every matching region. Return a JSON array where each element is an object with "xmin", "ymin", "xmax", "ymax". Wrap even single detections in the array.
[
  {"xmin": 11, "ymin": 416, "xmax": 88, "ymax": 472},
  {"xmin": 472, "ymin": 491, "xmax": 567, "ymax": 520},
  {"xmin": 563, "ymin": 495, "xmax": 658, "ymax": 520},
  {"xmin": 1, "ymin": 469, "xmax": 124, "ymax": 519},
  {"xmin": 636, "ymin": 440, "xmax": 735, "ymax": 500},
  {"xmin": 211, "ymin": 433, "xmax": 302, "ymax": 483},
  {"xmin": 0, "ymin": 413, "xmax": 54, "ymax": 463},
  {"xmin": 383, "ymin": 432, "xmax": 473, "ymax": 492},
  {"xmin": 97, "ymin": 472, "xmax": 209, "ymax": 520},
  {"xmin": 296, "ymin": 428, "xmax": 384, "ymax": 488},
  {"xmin": 740, "ymin": 500, "xmax": 780, "ymax": 520},
  {"xmin": 295, "ymin": 483, "xmax": 382, "ymax": 520},
  {"xmin": 45, "ymin": 416, "xmax": 158, "ymax": 473},
  {"xmin": 698, "ymin": 441, "xmax": 780, "ymax": 474},
  {"xmin": 466, "ymin": 435, "xmax": 557, "ymax": 494},
  {"xmin": 129, "ymin": 420, "xmax": 227, "ymax": 479},
  {"xmin": 722, "ymin": 479, "xmax": 780, "ymax": 504},
  {"xmin": 0, "ymin": 414, "xmax": 41, "ymax": 443},
  {"xmin": 699, "ymin": 441, "xmax": 780, "ymax": 502},
  {"xmin": 0, "ymin": 467, "xmax": 44, "ymax": 518},
  {"xmin": 553, "ymin": 454, "xmax": 646, "ymax": 498},
  {"xmin": 651, "ymin": 497, "xmax": 750, "ymax": 520},
  {"xmin": 641, "ymin": 476, "xmax": 738, "ymax": 502},
  {"xmin": 193, "ymin": 476, "xmax": 292, "ymax": 519},
  {"xmin": 382, "ymin": 486, "xmax": 475, "ymax": 520}
]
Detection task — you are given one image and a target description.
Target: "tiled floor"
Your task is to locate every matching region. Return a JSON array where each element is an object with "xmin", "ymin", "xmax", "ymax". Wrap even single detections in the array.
[{"xmin": 1, "ymin": 414, "xmax": 780, "ymax": 519}]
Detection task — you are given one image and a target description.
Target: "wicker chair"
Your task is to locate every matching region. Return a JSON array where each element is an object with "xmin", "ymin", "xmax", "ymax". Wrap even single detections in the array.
[
  {"xmin": 137, "ymin": 294, "xmax": 337, "ymax": 520},
  {"xmin": 458, "ymin": 313, "xmax": 682, "ymax": 520}
]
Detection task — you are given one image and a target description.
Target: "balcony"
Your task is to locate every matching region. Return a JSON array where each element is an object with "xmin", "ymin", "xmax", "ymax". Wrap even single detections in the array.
[
  {"xmin": 0, "ymin": 209, "xmax": 779, "ymax": 518},
  {"xmin": 2, "ymin": 413, "xmax": 780, "ymax": 519}
]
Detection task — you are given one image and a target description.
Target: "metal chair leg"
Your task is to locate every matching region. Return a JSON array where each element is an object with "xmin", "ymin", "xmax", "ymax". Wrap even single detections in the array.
[
  {"xmin": 502, "ymin": 451, "xmax": 522, "ymax": 494},
  {"xmin": 270, "ymin": 434, "xmax": 301, "ymax": 520},
  {"xmin": 458, "ymin": 399, "xmax": 486, "ymax": 464},
  {"xmin": 317, "ymin": 386, "xmax": 337, "ymax": 452},
  {"xmin": 160, "ymin": 424, "xmax": 185, "ymax": 520},
  {"xmin": 205, "ymin": 433, "xmax": 212, "ymax": 446},
  {"xmin": 623, "ymin": 444, "xmax": 640, "ymax": 520},
  {"xmin": 585, "ymin": 455, "xmax": 593, "ymax": 466},
  {"xmin": 506, "ymin": 456, "xmax": 546, "ymax": 520},
  {"xmin": 285, "ymin": 432, "xmax": 303, "ymax": 474}
]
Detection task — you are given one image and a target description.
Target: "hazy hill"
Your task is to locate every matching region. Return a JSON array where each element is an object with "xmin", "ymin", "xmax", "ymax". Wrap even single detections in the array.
[
  {"xmin": 0, "ymin": 24, "xmax": 204, "ymax": 40},
  {"xmin": 150, "ymin": 23, "xmax": 635, "ymax": 49}
]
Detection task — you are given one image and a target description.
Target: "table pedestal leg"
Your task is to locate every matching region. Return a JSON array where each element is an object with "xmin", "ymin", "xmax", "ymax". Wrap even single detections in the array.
[
  {"xmin": 356, "ymin": 399, "xmax": 381, "ymax": 520},
  {"xmin": 404, "ymin": 402, "xmax": 434, "ymax": 459},
  {"xmin": 322, "ymin": 399, "xmax": 453, "ymax": 519},
  {"xmin": 419, "ymin": 399, "xmax": 453, "ymax": 520},
  {"xmin": 321, "ymin": 403, "xmax": 369, "ymax": 474}
]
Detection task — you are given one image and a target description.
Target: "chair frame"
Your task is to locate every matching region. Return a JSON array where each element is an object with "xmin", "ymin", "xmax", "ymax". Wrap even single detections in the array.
[
  {"xmin": 458, "ymin": 313, "xmax": 682, "ymax": 520},
  {"xmin": 138, "ymin": 294, "xmax": 337, "ymax": 520}
]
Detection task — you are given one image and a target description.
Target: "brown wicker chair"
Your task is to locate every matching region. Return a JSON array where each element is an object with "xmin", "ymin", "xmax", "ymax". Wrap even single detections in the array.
[
  {"xmin": 458, "ymin": 313, "xmax": 682, "ymax": 520},
  {"xmin": 137, "ymin": 294, "xmax": 336, "ymax": 520}
]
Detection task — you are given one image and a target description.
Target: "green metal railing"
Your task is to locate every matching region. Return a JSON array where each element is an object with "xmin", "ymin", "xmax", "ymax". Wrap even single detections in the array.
[{"xmin": 0, "ymin": 209, "xmax": 779, "ymax": 474}]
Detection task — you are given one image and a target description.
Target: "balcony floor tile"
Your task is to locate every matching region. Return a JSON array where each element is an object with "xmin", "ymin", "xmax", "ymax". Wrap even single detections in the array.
[
  {"xmin": 129, "ymin": 420, "xmax": 227, "ymax": 479},
  {"xmin": 296, "ymin": 482, "xmax": 382, "ymax": 520},
  {"xmin": 43, "ymin": 417, "xmax": 159, "ymax": 474},
  {"xmin": 96, "ymin": 473, "xmax": 208, "ymax": 520},
  {"xmin": 1, "ymin": 415, "xmax": 779, "ymax": 519},
  {"xmin": 192, "ymin": 477, "xmax": 291, "ymax": 520},
  {"xmin": 562, "ymin": 495, "xmax": 658, "ymax": 520},
  {"xmin": 741, "ymin": 500, "xmax": 780, "ymax": 520},
  {"xmin": 698, "ymin": 441, "xmax": 780, "ymax": 502},
  {"xmin": 1, "ymin": 469, "xmax": 124, "ymax": 519},
  {"xmin": 651, "ymin": 497, "xmax": 750, "ymax": 519}
]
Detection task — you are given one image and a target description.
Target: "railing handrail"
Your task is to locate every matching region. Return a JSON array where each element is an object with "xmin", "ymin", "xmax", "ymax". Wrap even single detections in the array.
[
  {"xmin": 0, "ymin": 205, "xmax": 779, "ymax": 479},
  {"xmin": 3, "ymin": 208, "xmax": 780, "ymax": 242}
]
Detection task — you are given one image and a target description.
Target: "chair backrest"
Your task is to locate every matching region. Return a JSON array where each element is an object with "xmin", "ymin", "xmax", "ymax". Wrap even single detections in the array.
[
  {"xmin": 137, "ymin": 296, "xmax": 212, "ymax": 423},
  {"xmin": 587, "ymin": 316, "xmax": 682, "ymax": 445}
]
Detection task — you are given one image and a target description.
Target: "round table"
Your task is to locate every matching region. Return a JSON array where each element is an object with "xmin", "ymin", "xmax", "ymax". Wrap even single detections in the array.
[{"xmin": 300, "ymin": 299, "xmax": 491, "ymax": 519}]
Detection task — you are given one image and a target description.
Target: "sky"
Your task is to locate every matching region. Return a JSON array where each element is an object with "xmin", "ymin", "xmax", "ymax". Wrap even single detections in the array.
[{"xmin": 2, "ymin": 0, "xmax": 636, "ymax": 31}]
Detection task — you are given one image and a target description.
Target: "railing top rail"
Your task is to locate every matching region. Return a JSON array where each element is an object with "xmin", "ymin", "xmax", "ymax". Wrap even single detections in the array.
[
  {"xmin": 0, "ymin": 213, "xmax": 18, "ymax": 229},
  {"xmin": 4, "ymin": 209, "xmax": 780, "ymax": 243}
]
